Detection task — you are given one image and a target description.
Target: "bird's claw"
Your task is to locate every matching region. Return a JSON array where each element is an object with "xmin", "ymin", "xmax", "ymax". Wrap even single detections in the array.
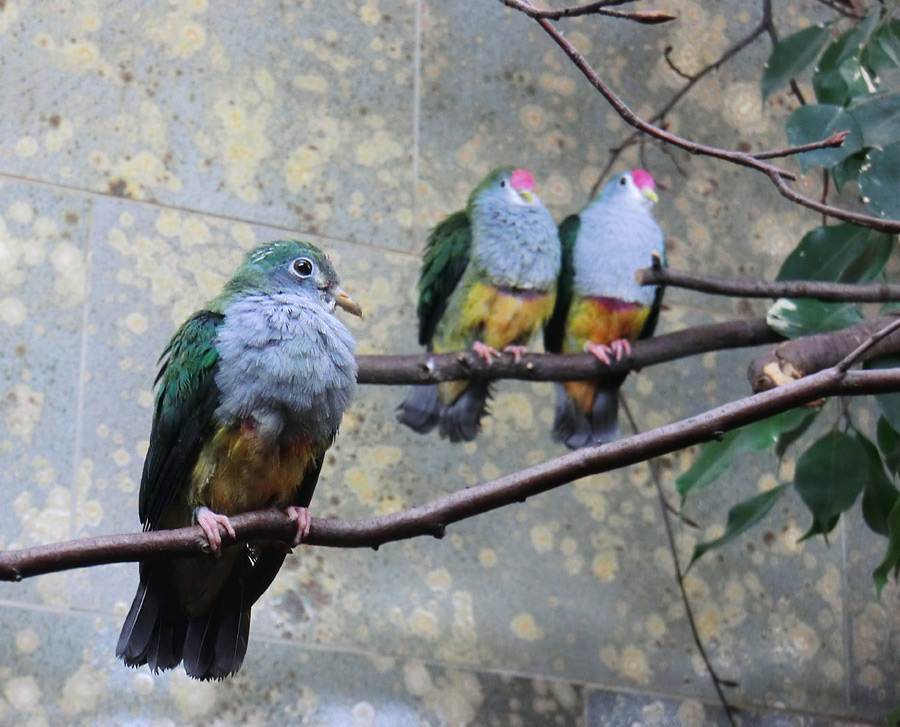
[
  {"xmin": 610, "ymin": 339, "xmax": 631, "ymax": 360},
  {"xmin": 196, "ymin": 506, "xmax": 236, "ymax": 555},
  {"xmin": 285, "ymin": 506, "xmax": 312, "ymax": 547},
  {"xmin": 585, "ymin": 339, "xmax": 631, "ymax": 366},
  {"xmin": 473, "ymin": 341, "xmax": 500, "ymax": 364},
  {"xmin": 503, "ymin": 345, "xmax": 528, "ymax": 363},
  {"xmin": 585, "ymin": 342, "xmax": 613, "ymax": 365}
]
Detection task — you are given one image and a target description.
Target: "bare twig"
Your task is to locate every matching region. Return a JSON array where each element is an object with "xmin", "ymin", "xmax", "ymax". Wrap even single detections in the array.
[
  {"xmin": 767, "ymin": 171, "xmax": 900, "ymax": 234},
  {"xmin": 753, "ymin": 130, "xmax": 850, "ymax": 160},
  {"xmin": 4, "ymin": 364, "xmax": 900, "ymax": 581},
  {"xmin": 637, "ymin": 266, "xmax": 900, "ymax": 302},
  {"xmin": 497, "ymin": 0, "xmax": 673, "ymax": 22},
  {"xmin": 356, "ymin": 318, "xmax": 779, "ymax": 385},
  {"xmin": 620, "ymin": 397, "xmax": 738, "ymax": 727}
]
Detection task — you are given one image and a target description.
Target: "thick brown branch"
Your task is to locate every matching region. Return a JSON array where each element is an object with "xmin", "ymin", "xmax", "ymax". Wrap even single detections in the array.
[
  {"xmin": 4, "ymin": 365, "xmax": 900, "ymax": 581},
  {"xmin": 637, "ymin": 266, "xmax": 900, "ymax": 302},
  {"xmin": 748, "ymin": 314, "xmax": 900, "ymax": 392},
  {"xmin": 356, "ymin": 318, "xmax": 779, "ymax": 385}
]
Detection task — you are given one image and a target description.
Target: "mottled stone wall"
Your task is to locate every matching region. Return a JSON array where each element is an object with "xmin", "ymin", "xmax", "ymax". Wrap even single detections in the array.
[{"xmin": 0, "ymin": 1, "xmax": 894, "ymax": 725}]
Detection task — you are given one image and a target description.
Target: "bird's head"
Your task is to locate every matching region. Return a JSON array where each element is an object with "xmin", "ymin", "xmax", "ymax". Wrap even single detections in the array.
[
  {"xmin": 469, "ymin": 166, "xmax": 540, "ymax": 209},
  {"xmin": 600, "ymin": 169, "xmax": 658, "ymax": 209},
  {"xmin": 225, "ymin": 239, "xmax": 363, "ymax": 317}
]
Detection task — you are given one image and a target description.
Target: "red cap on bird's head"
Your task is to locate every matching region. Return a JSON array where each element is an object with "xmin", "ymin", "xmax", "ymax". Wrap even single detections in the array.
[
  {"xmin": 510, "ymin": 168, "xmax": 535, "ymax": 193},
  {"xmin": 630, "ymin": 169, "xmax": 655, "ymax": 190}
]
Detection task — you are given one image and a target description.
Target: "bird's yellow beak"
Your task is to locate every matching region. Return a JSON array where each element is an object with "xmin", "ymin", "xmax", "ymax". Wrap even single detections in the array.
[
  {"xmin": 334, "ymin": 287, "xmax": 363, "ymax": 317},
  {"xmin": 641, "ymin": 187, "xmax": 659, "ymax": 204},
  {"xmin": 519, "ymin": 190, "xmax": 534, "ymax": 203}
]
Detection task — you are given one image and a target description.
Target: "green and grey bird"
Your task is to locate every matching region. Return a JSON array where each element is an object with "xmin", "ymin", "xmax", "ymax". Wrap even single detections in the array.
[
  {"xmin": 544, "ymin": 169, "xmax": 665, "ymax": 448},
  {"xmin": 398, "ymin": 167, "xmax": 561, "ymax": 442},
  {"xmin": 117, "ymin": 239, "xmax": 362, "ymax": 680}
]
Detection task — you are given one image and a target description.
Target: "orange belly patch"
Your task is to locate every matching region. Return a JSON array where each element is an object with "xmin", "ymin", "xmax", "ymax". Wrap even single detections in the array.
[
  {"xmin": 564, "ymin": 297, "xmax": 650, "ymax": 354},
  {"xmin": 437, "ymin": 282, "xmax": 555, "ymax": 352},
  {"xmin": 189, "ymin": 426, "xmax": 320, "ymax": 515}
]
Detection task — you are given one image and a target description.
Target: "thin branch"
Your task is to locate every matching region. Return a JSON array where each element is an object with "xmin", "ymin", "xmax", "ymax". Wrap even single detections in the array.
[
  {"xmin": 767, "ymin": 171, "xmax": 900, "ymax": 234},
  {"xmin": 498, "ymin": 0, "xmax": 668, "ymax": 21},
  {"xmin": 5, "ymin": 365, "xmax": 900, "ymax": 581},
  {"xmin": 637, "ymin": 266, "xmax": 900, "ymax": 302},
  {"xmin": 837, "ymin": 315, "xmax": 900, "ymax": 371},
  {"xmin": 753, "ymin": 130, "xmax": 850, "ymax": 160},
  {"xmin": 508, "ymin": 3, "xmax": 798, "ymax": 180},
  {"xmin": 592, "ymin": 21, "xmax": 767, "ymax": 196},
  {"xmin": 812, "ymin": 0, "xmax": 867, "ymax": 19},
  {"xmin": 620, "ymin": 396, "xmax": 738, "ymax": 727},
  {"xmin": 356, "ymin": 317, "xmax": 779, "ymax": 385}
]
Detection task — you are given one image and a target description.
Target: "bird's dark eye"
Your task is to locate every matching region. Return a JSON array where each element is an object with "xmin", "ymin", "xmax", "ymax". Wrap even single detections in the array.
[
  {"xmin": 292, "ymin": 257, "xmax": 314, "ymax": 278},
  {"xmin": 619, "ymin": 177, "xmax": 627, "ymax": 186},
  {"xmin": 500, "ymin": 179, "xmax": 507, "ymax": 187}
]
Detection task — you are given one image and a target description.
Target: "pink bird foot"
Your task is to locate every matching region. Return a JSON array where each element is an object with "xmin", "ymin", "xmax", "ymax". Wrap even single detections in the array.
[
  {"xmin": 285, "ymin": 505, "xmax": 312, "ymax": 546},
  {"xmin": 609, "ymin": 339, "xmax": 632, "ymax": 360},
  {"xmin": 196, "ymin": 506, "xmax": 236, "ymax": 555},
  {"xmin": 585, "ymin": 339, "xmax": 631, "ymax": 366},
  {"xmin": 473, "ymin": 340, "xmax": 500, "ymax": 363},
  {"xmin": 503, "ymin": 345, "xmax": 528, "ymax": 363}
]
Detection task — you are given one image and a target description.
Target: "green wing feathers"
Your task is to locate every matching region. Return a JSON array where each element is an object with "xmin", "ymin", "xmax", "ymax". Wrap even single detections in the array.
[
  {"xmin": 140, "ymin": 310, "xmax": 224, "ymax": 530},
  {"xmin": 417, "ymin": 210, "xmax": 472, "ymax": 347},
  {"xmin": 543, "ymin": 214, "xmax": 580, "ymax": 354}
]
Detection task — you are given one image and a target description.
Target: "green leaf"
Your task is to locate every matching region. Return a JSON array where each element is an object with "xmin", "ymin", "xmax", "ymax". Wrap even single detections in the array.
[
  {"xmin": 775, "ymin": 408, "xmax": 818, "ymax": 459},
  {"xmin": 869, "ymin": 357, "xmax": 900, "ymax": 433},
  {"xmin": 860, "ymin": 142, "xmax": 900, "ymax": 220},
  {"xmin": 676, "ymin": 409, "xmax": 812, "ymax": 498},
  {"xmin": 857, "ymin": 431, "xmax": 899, "ymax": 536},
  {"xmin": 762, "ymin": 25, "xmax": 832, "ymax": 100},
  {"xmin": 767, "ymin": 298, "xmax": 863, "ymax": 339},
  {"xmin": 688, "ymin": 485, "xmax": 788, "ymax": 569},
  {"xmin": 814, "ymin": 14, "xmax": 879, "ymax": 105},
  {"xmin": 849, "ymin": 91, "xmax": 900, "ymax": 147},
  {"xmin": 795, "ymin": 430, "xmax": 868, "ymax": 541},
  {"xmin": 888, "ymin": 702, "xmax": 900, "ymax": 727},
  {"xmin": 830, "ymin": 150, "xmax": 867, "ymax": 190},
  {"xmin": 776, "ymin": 223, "xmax": 895, "ymax": 284},
  {"xmin": 863, "ymin": 20, "xmax": 900, "ymax": 74},
  {"xmin": 877, "ymin": 415, "xmax": 900, "ymax": 473},
  {"xmin": 785, "ymin": 105, "xmax": 863, "ymax": 172},
  {"xmin": 873, "ymin": 496, "xmax": 900, "ymax": 596}
]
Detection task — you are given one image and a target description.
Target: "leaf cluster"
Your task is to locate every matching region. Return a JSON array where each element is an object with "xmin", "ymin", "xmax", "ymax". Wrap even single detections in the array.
[{"xmin": 683, "ymin": 7, "xmax": 900, "ymax": 592}]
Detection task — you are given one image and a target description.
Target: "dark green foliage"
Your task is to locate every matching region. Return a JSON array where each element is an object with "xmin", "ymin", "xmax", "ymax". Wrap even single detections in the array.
[
  {"xmin": 761, "ymin": 25, "xmax": 832, "ymax": 100},
  {"xmin": 688, "ymin": 485, "xmax": 787, "ymax": 569},
  {"xmin": 785, "ymin": 105, "xmax": 862, "ymax": 172},
  {"xmin": 676, "ymin": 408, "xmax": 814, "ymax": 498},
  {"xmin": 794, "ymin": 431, "xmax": 867, "ymax": 541}
]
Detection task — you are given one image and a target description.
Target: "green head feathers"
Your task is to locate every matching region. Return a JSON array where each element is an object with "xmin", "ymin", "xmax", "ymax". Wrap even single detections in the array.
[{"xmin": 215, "ymin": 239, "xmax": 362, "ymax": 317}]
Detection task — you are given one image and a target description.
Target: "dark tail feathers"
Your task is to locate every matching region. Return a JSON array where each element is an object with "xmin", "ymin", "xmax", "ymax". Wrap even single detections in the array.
[
  {"xmin": 117, "ymin": 548, "xmax": 287, "ymax": 680},
  {"xmin": 397, "ymin": 382, "xmax": 491, "ymax": 443},
  {"xmin": 552, "ymin": 383, "xmax": 620, "ymax": 449}
]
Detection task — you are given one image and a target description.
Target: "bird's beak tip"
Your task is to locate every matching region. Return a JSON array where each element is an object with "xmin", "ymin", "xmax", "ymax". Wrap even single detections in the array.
[
  {"xmin": 642, "ymin": 188, "xmax": 659, "ymax": 204},
  {"xmin": 335, "ymin": 288, "xmax": 363, "ymax": 317},
  {"xmin": 519, "ymin": 190, "xmax": 535, "ymax": 203}
]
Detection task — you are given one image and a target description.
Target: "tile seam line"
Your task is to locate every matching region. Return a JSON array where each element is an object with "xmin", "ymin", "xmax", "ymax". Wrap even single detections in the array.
[
  {"xmin": 0, "ymin": 599, "xmax": 883, "ymax": 725},
  {"xmin": 0, "ymin": 171, "xmax": 423, "ymax": 261},
  {"xmin": 69, "ymin": 195, "xmax": 95, "ymax": 544}
]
